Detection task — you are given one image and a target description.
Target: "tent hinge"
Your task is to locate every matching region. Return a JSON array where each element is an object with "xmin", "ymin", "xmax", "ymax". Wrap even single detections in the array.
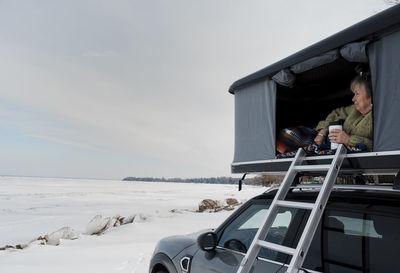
[{"xmin": 238, "ymin": 173, "xmax": 247, "ymax": 191}]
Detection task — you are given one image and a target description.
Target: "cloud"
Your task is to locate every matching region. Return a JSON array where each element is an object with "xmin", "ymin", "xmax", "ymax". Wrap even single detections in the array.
[
  {"xmin": 0, "ymin": 0, "xmax": 390, "ymax": 179},
  {"xmin": 25, "ymin": 134, "xmax": 106, "ymax": 152},
  {"xmin": 81, "ymin": 50, "xmax": 115, "ymax": 57}
]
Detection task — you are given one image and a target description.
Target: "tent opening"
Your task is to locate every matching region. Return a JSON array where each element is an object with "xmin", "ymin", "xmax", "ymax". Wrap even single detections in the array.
[{"xmin": 276, "ymin": 58, "xmax": 360, "ymax": 134}]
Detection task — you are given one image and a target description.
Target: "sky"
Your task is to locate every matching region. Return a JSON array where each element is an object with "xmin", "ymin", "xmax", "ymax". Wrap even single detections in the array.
[{"xmin": 0, "ymin": 0, "xmax": 392, "ymax": 180}]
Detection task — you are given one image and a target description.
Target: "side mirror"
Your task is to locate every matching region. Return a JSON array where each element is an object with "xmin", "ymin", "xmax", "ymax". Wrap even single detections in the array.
[{"xmin": 197, "ymin": 232, "xmax": 218, "ymax": 252}]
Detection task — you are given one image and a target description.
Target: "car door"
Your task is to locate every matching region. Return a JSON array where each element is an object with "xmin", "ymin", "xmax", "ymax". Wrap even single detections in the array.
[
  {"xmin": 190, "ymin": 201, "xmax": 302, "ymax": 273},
  {"xmin": 302, "ymin": 201, "xmax": 400, "ymax": 273}
]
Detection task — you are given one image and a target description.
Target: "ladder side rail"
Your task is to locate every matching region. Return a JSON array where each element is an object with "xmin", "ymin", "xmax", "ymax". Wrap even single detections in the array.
[
  {"xmin": 286, "ymin": 144, "xmax": 347, "ymax": 273},
  {"xmin": 236, "ymin": 148, "xmax": 306, "ymax": 273},
  {"xmin": 273, "ymin": 148, "xmax": 307, "ymax": 200}
]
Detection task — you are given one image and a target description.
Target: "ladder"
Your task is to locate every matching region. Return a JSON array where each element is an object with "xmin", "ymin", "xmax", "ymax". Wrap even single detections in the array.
[{"xmin": 236, "ymin": 144, "xmax": 347, "ymax": 273}]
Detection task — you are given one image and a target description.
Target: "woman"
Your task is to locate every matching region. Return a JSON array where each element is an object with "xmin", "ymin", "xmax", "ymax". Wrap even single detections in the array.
[
  {"xmin": 276, "ymin": 73, "xmax": 373, "ymax": 157},
  {"xmin": 314, "ymin": 73, "xmax": 373, "ymax": 151}
]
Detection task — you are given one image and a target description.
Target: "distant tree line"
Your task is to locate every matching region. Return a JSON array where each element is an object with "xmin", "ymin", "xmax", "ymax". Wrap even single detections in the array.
[
  {"xmin": 122, "ymin": 176, "xmax": 238, "ymax": 184},
  {"xmin": 123, "ymin": 175, "xmax": 293, "ymax": 186},
  {"xmin": 122, "ymin": 175, "xmax": 296, "ymax": 186},
  {"xmin": 124, "ymin": 174, "xmax": 393, "ymax": 186},
  {"xmin": 250, "ymin": 174, "xmax": 285, "ymax": 187}
]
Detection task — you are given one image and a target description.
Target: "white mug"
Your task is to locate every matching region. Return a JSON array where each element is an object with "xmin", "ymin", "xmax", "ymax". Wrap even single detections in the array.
[{"xmin": 329, "ymin": 125, "xmax": 343, "ymax": 150}]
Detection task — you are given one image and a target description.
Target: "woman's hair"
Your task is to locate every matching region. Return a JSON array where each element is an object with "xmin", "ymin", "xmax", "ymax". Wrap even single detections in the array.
[{"xmin": 350, "ymin": 72, "xmax": 372, "ymax": 97}]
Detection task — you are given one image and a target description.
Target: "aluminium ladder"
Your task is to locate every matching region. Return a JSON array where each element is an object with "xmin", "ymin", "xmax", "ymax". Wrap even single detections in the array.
[{"xmin": 236, "ymin": 144, "xmax": 347, "ymax": 273}]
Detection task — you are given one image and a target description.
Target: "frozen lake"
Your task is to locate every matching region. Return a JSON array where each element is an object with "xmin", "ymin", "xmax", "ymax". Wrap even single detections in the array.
[{"xmin": 0, "ymin": 176, "xmax": 264, "ymax": 273}]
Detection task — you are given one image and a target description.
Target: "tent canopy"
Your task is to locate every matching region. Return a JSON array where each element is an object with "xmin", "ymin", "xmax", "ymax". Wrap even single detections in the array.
[
  {"xmin": 229, "ymin": 5, "xmax": 400, "ymax": 94},
  {"xmin": 230, "ymin": 5, "xmax": 400, "ymax": 173}
]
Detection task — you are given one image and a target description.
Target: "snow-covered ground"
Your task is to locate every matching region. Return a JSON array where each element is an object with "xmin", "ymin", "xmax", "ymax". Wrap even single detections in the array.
[{"xmin": 0, "ymin": 176, "xmax": 264, "ymax": 273}]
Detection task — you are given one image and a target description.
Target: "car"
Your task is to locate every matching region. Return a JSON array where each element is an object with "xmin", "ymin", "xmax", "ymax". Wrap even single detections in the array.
[{"xmin": 149, "ymin": 184, "xmax": 400, "ymax": 273}]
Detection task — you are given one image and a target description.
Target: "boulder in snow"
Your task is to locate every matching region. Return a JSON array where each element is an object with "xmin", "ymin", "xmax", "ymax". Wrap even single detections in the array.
[
  {"xmin": 197, "ymin": 199, "xmax": 223, "ymax": 212},
  {"xmin": 45, "ymin": 227, "xmax": 78, "ymax": 246},
  {"xmin": 86, "ymin": 215, "xmax": 112, "ymax": 235},
  {"xmin": 198, "ymin": 198, "xmax": 241, "ymax": 212},
  {"xmin": 122, "ymin": 214, "xmax": 136, "ymax": 225},
  {"xmin": 225, "ymin": 198, "xmax": 240, "ymax": 207}
]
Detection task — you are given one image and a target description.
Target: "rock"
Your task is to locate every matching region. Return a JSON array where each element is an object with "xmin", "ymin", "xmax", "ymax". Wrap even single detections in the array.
[
  {"xmin": 114, "ymin": 215, "xmax": 125, "ymax": 227},
  {"xmin": 45, "ymin": 227, "xmax": 78, "ymax": 246},
  {"xmin": 198, "ymin": 198, "xmax": 242, "ymax": 213},
  {"xmin": 111, "ymin": 215, "xmax": 122, "ymax": 227},
  {"xmin": 0, "ymin": 245, "xmax": 15, "ymax": 251},
  {"xmin": 15, "ymin": 244, "xmax": 27, "ymax": 249},
  {"xmin": 87, "ymin": 214, "xmax": 139, "ymax": 234},
  {"xmin": 109, "ymin": 218, "xmax": 118, "ymax": 227},
  {"xmin": 225, "ymin": 198, "xmax": 240, "ymax": 206},
  {"xmin": 114, "ymin": 215, "xmax": 126, "ymax": 227},
  {"xmin": 122, "ymin": 214, "xmax": 136, "ymax": 225},
  {"xmin": 116, "ymin": 217, "xmax": 124, "ymax": 225},
  {"xmin": 0, "ymin": 244, "xmax": 28, "ymax": 251},
  {"xmin": 97, "ymin": 217, "xmax": 113, "ymax": 235},
  {"xmin": 223, "ymin": 206, "xmax": 235, "ymax": 211},
  {"xmin": 29, "ymin": 239, "xmax": 46, "ymax": 246},
  {"xmin": 170, "ymin": 209, "xmax": 182, "ymax": 213},
  {"xmin": 198, "ymin": 199, "xmax": 223, "ymax": 212},
  {"xmin": 86, "ymin": 215, "xmax": 112, "ymax": 235}
]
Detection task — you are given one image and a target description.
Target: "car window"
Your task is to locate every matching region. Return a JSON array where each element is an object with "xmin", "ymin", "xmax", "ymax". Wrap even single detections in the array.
[
  {"xmin": 218, "ymin": 202, "xmax": 298, "ymax": 261},
  {"xmin": 239, "ymin": 209, "xmax": 292, "ymax": 230},
  {"xmin": 303, "ymin": 209, "xmax": 400, "ymax": 273},
  {"xmin": 330, "ymin": 215, "xmax": 381, "ymax": 238}
]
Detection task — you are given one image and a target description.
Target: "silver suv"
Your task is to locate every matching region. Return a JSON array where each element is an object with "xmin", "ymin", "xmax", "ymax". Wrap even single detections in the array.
[{"xmin": 149, "ymin": 185, "xmax": 400, "ymax": 273}]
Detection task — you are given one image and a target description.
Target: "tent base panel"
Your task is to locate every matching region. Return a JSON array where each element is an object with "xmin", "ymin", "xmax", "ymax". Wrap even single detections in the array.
[{"xmin": 231, "ymin": 150, "xmax": 400, "ymax": 175}]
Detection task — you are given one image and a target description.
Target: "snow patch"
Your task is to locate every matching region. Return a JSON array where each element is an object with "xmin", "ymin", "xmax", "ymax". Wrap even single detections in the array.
[{"xmin": 0, "ymin": 178, "xmax": 264, "ymax": 272}]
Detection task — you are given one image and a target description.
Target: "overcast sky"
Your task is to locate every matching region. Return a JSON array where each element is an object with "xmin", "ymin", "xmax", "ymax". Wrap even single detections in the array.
[{"xmin": 0, "ymin": 1, "xmax": 391, "ymax": 180}]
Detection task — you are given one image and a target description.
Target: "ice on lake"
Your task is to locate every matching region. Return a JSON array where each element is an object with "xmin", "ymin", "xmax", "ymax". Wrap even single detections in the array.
[{"xmin": 0, "ymin": 176, "xmax": 264, "ymax": 273}]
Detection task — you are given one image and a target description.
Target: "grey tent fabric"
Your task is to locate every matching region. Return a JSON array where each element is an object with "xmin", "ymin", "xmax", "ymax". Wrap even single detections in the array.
[
  {"xmin": 368, "ymin": 30, "xmax": 400, "ymax": 152},
  {"xmin": 290, "ymin": 49, "xmax": 340, "ymax": 73},
  {"xmin": 272, "ymin": 69, "xmax": 296, "ymax": 87},
  {"xmin": 340, "ymin": 40, "xmax": 369, "ymax": 62},
  {"xmin": 233, "ymin": 79, "xmax": 276, "ymax": 163}
]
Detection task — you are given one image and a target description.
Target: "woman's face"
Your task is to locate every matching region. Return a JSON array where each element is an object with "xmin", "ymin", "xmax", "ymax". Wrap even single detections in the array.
[{"xmin": 352, "ymin": 83, "xmax": 371, "ymax": 114}]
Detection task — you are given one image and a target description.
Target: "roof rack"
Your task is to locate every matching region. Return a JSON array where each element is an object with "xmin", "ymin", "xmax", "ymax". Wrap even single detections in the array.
[
  {"xmin": 232, "ymin": 150, "xmax": 400, "ymax": 175},
  {"xmin": 235, "ymin": 151, "xmax": 400, "ymax": 191},
  {"xmin": 265, "ymin": 184, "xmax": 400, "ymax": 194}
]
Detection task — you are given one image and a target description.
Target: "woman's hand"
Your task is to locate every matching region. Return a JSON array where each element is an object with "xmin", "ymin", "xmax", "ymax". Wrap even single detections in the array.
[
  {"xmin": 314, "ymin": 129, "xmax": 327, "ymax": 144},
  {"xmin": 329, "ymin": 129, "xmax": 350, "ymax": 146}
]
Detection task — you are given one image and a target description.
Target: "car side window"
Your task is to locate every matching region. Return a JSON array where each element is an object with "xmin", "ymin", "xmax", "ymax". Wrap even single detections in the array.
[
  {"xmin": 218, "ymin": 202, "xmax": 298, "ymax": 261},
  {"xmin": 303, "ymin": 208, "xmax": 400, "ymax": 273}
]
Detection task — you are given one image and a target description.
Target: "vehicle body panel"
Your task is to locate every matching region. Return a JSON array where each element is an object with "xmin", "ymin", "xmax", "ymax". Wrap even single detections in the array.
[{"xmin": 149, "ymin": 186, "xmax": 400, "ymax": 273}]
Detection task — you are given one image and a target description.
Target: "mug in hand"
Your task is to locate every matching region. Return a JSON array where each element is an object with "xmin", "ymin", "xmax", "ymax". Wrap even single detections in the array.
[{"xmin": 329, "ymin": 121, "xmax": 343, "ymax": 150}]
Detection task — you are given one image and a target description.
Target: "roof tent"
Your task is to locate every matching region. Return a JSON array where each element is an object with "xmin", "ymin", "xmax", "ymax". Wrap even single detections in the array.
[{"xmin": 230, "ymin": 5, "xmax": 400, "ymax": 174}]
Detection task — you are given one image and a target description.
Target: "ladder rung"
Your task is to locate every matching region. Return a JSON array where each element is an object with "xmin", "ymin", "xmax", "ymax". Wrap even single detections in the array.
[
  {"xmin": 294, "ymin": 164, "xmax": 331, "ymax": 172},
  {"xmin": 257, "ymin": 240, "xmax": 295, "ymax": 255},
  {"xmin": 276, "ymin": 200, "xmax": 315, "ymax": 210}
]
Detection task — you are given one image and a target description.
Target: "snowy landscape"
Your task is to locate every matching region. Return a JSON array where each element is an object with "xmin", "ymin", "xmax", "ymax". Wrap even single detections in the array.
[
  {"xmin": 0, "ymin": 176, "xmax": 264, "ymax": 273},
  {"xmin": 1, "ymin": 2, "xmax": 396, "ymax": 273}
]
